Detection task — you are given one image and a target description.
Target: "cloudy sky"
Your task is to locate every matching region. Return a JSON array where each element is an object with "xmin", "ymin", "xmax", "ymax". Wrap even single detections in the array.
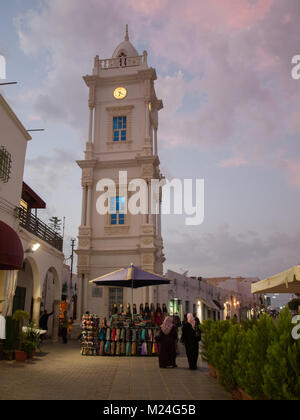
[{"xmin": 1, "ymin": 0, "xmax": 300, "ymax": 279}]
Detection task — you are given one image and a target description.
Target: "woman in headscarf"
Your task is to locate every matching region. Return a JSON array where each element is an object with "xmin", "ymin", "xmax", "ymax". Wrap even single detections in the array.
[
  {"xmin": 158, "ymin": 316, "xmax": 177, "ymax": 368},
  {"xmin": 181, "ymin": 313, "xmax": 199, "ymax": 370}
]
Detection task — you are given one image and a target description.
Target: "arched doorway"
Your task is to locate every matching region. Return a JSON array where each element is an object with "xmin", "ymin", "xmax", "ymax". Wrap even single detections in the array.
[
  {"xmin": 42, "ymin": 267, "xmax": 60, "ymax": 342},
  {"xmin": 12, "ymin": 257, "xmax": 40, "ymax": 323}
]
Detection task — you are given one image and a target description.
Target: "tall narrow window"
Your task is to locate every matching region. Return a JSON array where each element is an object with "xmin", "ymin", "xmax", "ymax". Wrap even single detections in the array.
[
  {"xmin": 113, "ymin": 116, "xmax": 127, "ymax": 142},
  {"xmin": 0, "ymin": 146, "xmax": 12, "ymax": 183},
  {"xmin": 110, "ymin": 196, "xmax": 125, "ymax": 225},
  {"xmin": 109, "ymin": 288, "xmax": 123, "ymax": 315}
]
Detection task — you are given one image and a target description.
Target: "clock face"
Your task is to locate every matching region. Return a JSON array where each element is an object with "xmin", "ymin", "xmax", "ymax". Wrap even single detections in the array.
[{"xmin": 114, "ymin": 87, "xmax": 127, "ymax": 100}]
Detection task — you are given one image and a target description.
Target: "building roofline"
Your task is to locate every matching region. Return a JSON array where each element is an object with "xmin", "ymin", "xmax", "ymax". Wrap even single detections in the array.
[{"xmin": 0, "ymin": 94, "xmax": 32, "ymax": 141}]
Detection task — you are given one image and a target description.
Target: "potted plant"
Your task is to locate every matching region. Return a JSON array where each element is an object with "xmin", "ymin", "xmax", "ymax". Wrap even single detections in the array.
[
  {"xmin": 23, "ymin": 322, "xmax": 40, "ymax": 357},
  {"xmin": 22, "ymin": 340, "xmax": 36, "ymax": 359},
  {"xmin": 12, "ymin": 310, "xmax": 30, "ymax": 362}
]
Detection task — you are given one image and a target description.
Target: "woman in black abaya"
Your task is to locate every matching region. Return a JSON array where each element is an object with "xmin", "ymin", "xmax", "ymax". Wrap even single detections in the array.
[{"xmin": 181, "ymin": 313, "xmax": 199, "ymax": 370}]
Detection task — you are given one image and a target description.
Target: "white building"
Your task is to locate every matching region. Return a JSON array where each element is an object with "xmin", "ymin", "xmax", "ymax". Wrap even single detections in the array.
[
  {"xmin": 165, "ymin": 270, "xmax": 225, "ymax": 323},
  {"xmin": 0, "ymin": 94, "xmax": 64, "ymax": 341},
  {"xmin": 204, "ymin": 276, "xmax": 262, "ymax": 320},
  {"xmin": 76, "ymin": 27, "xmax": 165, "ymax": 320}
]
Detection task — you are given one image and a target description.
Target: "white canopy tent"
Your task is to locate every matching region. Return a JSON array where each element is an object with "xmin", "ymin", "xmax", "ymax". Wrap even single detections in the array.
[{"xmin": 251, "ymin": 265, "xmax": 300, "ymax": 295}]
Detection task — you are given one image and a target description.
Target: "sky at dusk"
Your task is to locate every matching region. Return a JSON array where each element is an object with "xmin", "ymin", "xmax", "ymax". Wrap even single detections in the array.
[{"xmin": 1, "ymin": 0, "xmax": 300, "ymax": 279}]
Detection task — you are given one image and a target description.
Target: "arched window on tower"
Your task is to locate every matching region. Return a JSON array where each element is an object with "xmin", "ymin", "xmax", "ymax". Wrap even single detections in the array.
[{"xmin": 119, "ymin": 52, "xmax": 127, "ymax": 67}]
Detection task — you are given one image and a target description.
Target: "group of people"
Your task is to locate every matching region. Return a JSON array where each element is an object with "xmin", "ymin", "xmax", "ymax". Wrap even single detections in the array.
[{"xmin": 158, "ymin": 313, "xmax": 201, "ymax": 370}]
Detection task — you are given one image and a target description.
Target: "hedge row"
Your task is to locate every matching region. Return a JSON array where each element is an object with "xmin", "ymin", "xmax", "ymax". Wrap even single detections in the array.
[{"xmin": 200, "ymin": 307, "xmax": 300, "ymax": 400}]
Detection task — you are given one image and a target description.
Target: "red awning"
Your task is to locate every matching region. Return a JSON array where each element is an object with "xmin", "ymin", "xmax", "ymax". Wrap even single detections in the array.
[
  {"xmin": 0, "ymin": 221, "xmax": 24, "ymax": 270},
  {"xmin": 22, "ymin": 182, "xmax": 46, "ymax": 209}
]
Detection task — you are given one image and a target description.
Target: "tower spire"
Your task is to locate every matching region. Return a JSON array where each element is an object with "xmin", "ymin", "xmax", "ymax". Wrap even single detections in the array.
[{"xmin": 125, "ymin": 24, "xmax": 129, "ymax": 41}]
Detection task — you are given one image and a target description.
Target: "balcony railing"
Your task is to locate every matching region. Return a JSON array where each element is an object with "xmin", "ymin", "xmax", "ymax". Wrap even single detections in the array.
[
  {"xmin": 18, "ymin": 207, "xmax": 63, "ymax": 252},
  {"xmin": 91, "ymin": 52, "xmax": 149, "ymax": 76}
]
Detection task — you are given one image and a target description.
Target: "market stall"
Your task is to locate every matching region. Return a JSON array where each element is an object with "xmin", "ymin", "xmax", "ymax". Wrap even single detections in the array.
[
  {"xmin": 80, "ymin": 303, "xmax": 168, "ymax": 356},
  {"xmin": 80, "ymin": 264, "xmax": 170, "ymax": 357}
]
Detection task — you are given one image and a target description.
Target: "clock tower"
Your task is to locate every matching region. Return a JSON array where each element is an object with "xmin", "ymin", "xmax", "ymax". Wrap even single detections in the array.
[{"xmin": 76, "ymin": 26, "xmax": 165, "ymax": 319}]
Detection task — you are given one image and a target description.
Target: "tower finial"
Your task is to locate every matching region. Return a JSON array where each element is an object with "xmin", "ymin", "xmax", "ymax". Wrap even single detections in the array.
[{"xmin": 125, "ymin": 24, "xmax": 129, "ymax": 41}]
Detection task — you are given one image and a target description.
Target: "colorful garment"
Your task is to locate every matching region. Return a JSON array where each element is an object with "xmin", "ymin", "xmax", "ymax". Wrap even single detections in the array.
[
  {"xmin": 120, "ymin": 328, "xmax": 125, "ymax": 341},
  {"xmin": 105, "ymin": 341, "xmax": 110, "ymax": 355},
  {"xmin": 99, "ymin": 328, "xmax": 106, "ymax": 341},
  {"xmin": 141, "ymin": 342, "xmax": 147, "ymax": 356},
  {"xmin": 111, "ymin": 328, "xmax": 116, "ymax": 341},
  {"xmin": 131, "ymin": 329, "xmax": 137, "ymax": 342},
  {"xmin": 115, "ymin": 328, "xmax": 121, "ymax": 341},
  {"xmin": 106, "ymin": 328, "xmax": 111, "ymax": 341},
  {"xmin": 126, "ymin": 328, "xmax": 131, "ymax": 342}
]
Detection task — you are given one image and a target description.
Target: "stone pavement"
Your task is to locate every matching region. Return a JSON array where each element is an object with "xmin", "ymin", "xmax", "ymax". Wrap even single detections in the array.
[{"xmin": 0, "ymin": 340, "xmax": 231, "ymax": 400}]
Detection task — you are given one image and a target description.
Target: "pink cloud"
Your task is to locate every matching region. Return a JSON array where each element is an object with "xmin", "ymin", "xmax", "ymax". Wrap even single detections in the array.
[
  {"xmin": 217, "ymin": 156, "xmax": 248, "ymax": 168},
  {"xmin": 281, "ymin": 159, "xmax": 300, "ymax": 190},
  {"xmin": 15, "ymin": 0, "xmax": 300, "ymax": 190}
]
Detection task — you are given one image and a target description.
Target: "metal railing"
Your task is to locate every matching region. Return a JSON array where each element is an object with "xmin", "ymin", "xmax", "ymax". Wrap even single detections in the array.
[
  {"xmin": 18, "ymin": 207, "xmax": 63, "ymax": 252},
  {"xmin": 98, "ymin": 55, "xmax": 144, "ymax": 70}
]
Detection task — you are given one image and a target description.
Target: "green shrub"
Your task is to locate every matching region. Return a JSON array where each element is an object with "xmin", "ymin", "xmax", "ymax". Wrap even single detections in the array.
[
  {"xmin": 217, "ymin": 324, "xmax": 245, "ymax": 391},
  {"xmin": 200, "ymin": 309, "xmax": 300, "ymax": 400},
  {"xmin": 234, "ymin": 314, "xmax": 276, "ymax": 400},
  {"xmin": 288, "ymin": 298, "xmax": 300, "ymax": 312},
  {"xmin": 200, "ymin": 320, "xmax": 230, "ymax": 368},
  {"xmin": 263, "ymin": 307, "xmax": 300, "ymax": 400}
]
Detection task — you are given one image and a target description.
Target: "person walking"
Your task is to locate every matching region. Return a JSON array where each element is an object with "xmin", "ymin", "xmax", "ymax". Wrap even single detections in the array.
[
  {"xmin": 39, "ymin": 308, "xmax": 54, "ymax": 340},
  {"xmin": 61, "ymin": 311, "xmax": 69, "ymax": 344},
  {"xmin": 181, "ymin": 313, "xmax": 200, "ymax": 370},
  {"xmin": 158, "ymin": 316, "xmax": 177, "ymax": 368}
]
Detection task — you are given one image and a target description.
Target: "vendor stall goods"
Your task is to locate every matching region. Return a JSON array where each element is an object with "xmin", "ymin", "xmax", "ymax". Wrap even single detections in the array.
[{"xmin": 80, "ymin": 314, "xmax": 99, "ymax": 356}]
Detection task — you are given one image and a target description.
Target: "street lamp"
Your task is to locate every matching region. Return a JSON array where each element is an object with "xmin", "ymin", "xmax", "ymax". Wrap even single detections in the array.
[{"xmin": 25, "ymin": 242, "xmax": 41, "ymax": 253}]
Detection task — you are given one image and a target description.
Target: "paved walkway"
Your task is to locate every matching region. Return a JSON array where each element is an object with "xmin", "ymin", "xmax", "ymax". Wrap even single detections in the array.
[{"xmin": 0, "ymin": 340, "xmax": 231, "ymax": 400}]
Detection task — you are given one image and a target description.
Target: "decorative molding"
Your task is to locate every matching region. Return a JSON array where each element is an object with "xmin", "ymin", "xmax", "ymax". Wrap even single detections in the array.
[
  {"xmin": 78, "ymin": 255, "xmax": 89, "ymax": 266},
  {"xmin": 142, "ymin": 163, "xmax": 154, "ymax": 177},
  {"xmin": 106, "ymin": 105, "xmax": 134, "ymax": 112},
  {"xmin": 104, "ymin": 225, "xmax": 130, "ymax": 235},
  {"xmin": 142, "ymin": 237, "xmax": 153, "ymax": 246},
  {"xmin": 77, "ymin": 159, "xmax": 97, "ymax": 169},
  {"xmin": 78, "ymin": 226, "xmax": 92, "ymax": 236},
  {"xmin": 141, "ymin": 225, "xmax": 154, "ymax": 235},
  {"xmin": 82, "ymin": 167, "xmax": 93, "ymax": 185},
  {"xmin": 142, "ymin": 253, "xmax": 154, "ymax": 265}
]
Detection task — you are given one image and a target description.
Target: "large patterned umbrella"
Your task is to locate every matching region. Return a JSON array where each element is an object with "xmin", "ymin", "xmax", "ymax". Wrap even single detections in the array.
[{"xmin": 90, "ymin": 263, "xmax": 170, "ymax": 319}]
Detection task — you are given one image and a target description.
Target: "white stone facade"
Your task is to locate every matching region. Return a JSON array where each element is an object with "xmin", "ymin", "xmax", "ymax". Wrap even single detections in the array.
[
  {"xmin": 0, "ymin": 94, "xmax": 64, "ymax": 341},
  {"xmin": 76, "ymin": 31, "xmax": 165, "ymax": 320}
]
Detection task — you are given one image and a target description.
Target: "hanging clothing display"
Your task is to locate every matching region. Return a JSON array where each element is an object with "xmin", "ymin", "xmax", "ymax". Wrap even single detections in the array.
[
  {"xmin": 99, "ymin": 340, "xmax": 105, "ymax": 356},
  {"xmin": 80, "ymin": 314, "xmax": 99, "ymax": 356},
  {"xmin": 111, "ymin": 328, "xmax": 116, "ymax": 341},
  {"xmin": 155, "ymin": 304, "xmax": 163, "ymax": 326},
  {"xmin": 0, "ymin": 315, "xmax": 6, "ymax": 340},
  {"xmin": 80, "ymin": 304, "xmax": 164, "ymax": 357}
]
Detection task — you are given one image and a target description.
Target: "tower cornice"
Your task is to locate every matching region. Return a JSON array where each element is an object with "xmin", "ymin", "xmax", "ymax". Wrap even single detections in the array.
[
  {"xmin": 76, "ymin": 159, "xmax": 97, "ymax": 169},
  {"xmin": 83, "ymin": 67, "xmax": 157, "ymax": 87}
]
